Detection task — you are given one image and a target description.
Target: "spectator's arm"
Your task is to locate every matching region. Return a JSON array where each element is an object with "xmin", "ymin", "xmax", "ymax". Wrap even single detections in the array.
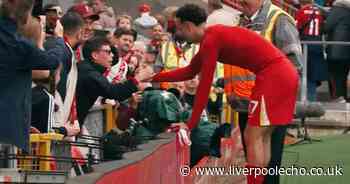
[
  {"xmin": 32, "ymin": 70, "xmax": 50, "ymax": 80},
  {"xmin": 88, "ymin": 71, "xmax": 138, "ymax": 102},
  {"xmin": 26, "ymin": 38, "xmax": 66, "ymax": 70},
  {"xmin": 274, "ymin": 15, "xmax": 304, "ymax": 76}
]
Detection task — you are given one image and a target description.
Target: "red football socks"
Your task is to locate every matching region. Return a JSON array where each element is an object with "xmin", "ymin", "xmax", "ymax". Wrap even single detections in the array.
[{"xmin": 246, "ymin": 164, "xmax": 265, "ymax": 184}]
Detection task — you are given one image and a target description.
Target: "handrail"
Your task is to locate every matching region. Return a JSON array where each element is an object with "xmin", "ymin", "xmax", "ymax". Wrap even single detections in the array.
[
  {"xmin": 301, "ymin": 41, "xmax": 350, "ymax": 45},
  {"xmin": 299, "ymin": 40, "xmax": 350, "ymax": 103}
]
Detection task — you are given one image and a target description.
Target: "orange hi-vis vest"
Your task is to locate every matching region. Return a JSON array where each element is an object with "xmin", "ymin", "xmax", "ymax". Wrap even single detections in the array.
[{"xmin": 224, "ymin": 66, "xmax": 255, "ymax": 98}]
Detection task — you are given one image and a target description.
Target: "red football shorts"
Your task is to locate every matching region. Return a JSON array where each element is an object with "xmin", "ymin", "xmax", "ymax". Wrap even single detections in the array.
[{"xmin": 248, "ymin": 59, "xmax": 299, "ymax": 127}]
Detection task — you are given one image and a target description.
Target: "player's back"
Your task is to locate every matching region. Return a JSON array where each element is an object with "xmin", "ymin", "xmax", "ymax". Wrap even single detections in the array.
[{"xmin": 204, "ymin": 25, "xmax": 287, "ymax": 74}]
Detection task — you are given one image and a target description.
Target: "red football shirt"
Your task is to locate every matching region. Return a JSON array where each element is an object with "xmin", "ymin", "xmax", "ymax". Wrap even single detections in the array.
[
  {"xmin": 153, "ymin": 25, "xmax": 293, "ymax": 129},
  {"xmin": 295, "ymin": 5, "xmax": 324, "ymax": 36}
]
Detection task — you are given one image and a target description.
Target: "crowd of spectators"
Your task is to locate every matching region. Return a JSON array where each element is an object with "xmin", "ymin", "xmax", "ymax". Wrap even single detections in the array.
[
  {"xmin": 0, "ymin": 0, "xmax": 223, "ymax": 163},
  {"xmin": 0, "ymin": 0, "xmax": 349, "ymax": 171}
]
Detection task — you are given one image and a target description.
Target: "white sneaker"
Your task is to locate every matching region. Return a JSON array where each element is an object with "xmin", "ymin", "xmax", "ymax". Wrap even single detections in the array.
[{"xmin": 331, "ymin": 97, "xmax": 347, "ymax": 103}]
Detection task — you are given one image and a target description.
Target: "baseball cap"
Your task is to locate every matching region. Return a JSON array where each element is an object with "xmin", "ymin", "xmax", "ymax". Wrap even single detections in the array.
[
  {"xmin": 138, "ymin": 3, "xmax": 151, "ymax": 13},
  {"xmin": 70, "ymin": 3, "xmax": 99, "ymax": 21}
]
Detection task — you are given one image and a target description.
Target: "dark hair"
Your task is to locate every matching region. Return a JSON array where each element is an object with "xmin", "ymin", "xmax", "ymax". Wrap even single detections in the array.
[
  {"xmin": 113, "ymin": 28, "xmax": 138, "ymax": 41},
  {"xmin": 61, "ymin": 12, "xmax": 85, "ymax": 36},
  {"xmin": 175, "ymin": 4, "xmax": 207, "ymax": 26},
  {"xmin": 94, "ymin": 29, "xmax": 111, "ymax": 38},
  {"xmin": 83, "ymin": 36, "xmax": 111, "ymax": 61},
  {"xmin": 208, "ymin": 0, "xmax": 223, "ymax": 10}
]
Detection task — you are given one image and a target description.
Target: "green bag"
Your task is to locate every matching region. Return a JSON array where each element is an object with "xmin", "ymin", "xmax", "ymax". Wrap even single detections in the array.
[
  {"xmin": 137, "ymin": 90, "xmax": 185, "ymax": 135},
  {"xmin": 134, "ymin": 125, "xmax": 155, "ymax": 142}
]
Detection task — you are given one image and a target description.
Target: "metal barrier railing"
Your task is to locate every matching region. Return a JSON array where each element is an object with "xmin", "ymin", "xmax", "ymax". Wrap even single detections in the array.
[{"xmin": 300, "ymin": 40, "xmax": 350, "ymax": 103}]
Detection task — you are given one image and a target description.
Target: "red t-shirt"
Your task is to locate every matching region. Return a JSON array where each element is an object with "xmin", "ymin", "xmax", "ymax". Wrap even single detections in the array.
[{"xmin": 153, "ymin": 25, "xmax": 290, "ymax": 129}]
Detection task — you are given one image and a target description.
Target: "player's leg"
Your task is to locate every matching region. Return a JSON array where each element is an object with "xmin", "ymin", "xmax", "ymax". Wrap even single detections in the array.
[
  {"xmin": 245, "ymin": 125, "xmax": 274, "ymax": 166},
  {"xmin": 262, "ymin": 126, "xmax": 274, "ymax": 167},
  {"xmin": 238, "ymin": 111, "xmax": 249, "ymax": 158},
  {"xmin": 264, "ymin": 126, "xmax": 287, "ymax": 184},
  {"xmin": 244, "ymin": 125, "xmax": 274, "ymax": 184}
]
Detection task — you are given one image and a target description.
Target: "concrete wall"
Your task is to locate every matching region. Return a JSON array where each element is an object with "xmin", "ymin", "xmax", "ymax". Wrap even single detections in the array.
[
  {"xmin": 66, "ymin": 131, "xmax": 241, "ymax": 184},
  {"xmin": 66, "ymin": 132, "xmax": 189, "ymax": 184}
]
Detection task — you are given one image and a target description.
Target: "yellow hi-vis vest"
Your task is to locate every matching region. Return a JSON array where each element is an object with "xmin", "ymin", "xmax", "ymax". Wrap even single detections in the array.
[
  {"xmin": 261, "ymin": 5, "xmax": 296, "ymax": 42},
  {"xmin": 160, "ymin": 42, "xmax": 199, "ymax": 70},
  {"xmin": 159, "ymin": 42, "xmax": 199, "ymax": 89}
]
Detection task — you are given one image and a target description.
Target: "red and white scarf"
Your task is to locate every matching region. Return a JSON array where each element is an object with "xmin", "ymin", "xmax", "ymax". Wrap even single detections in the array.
[{"xmin": 104, "ymin": 52, "xmax": 134, "ymax": 84}]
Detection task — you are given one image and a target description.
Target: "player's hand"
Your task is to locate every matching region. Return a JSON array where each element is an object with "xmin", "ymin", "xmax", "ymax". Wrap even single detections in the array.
[
  {"xmin": 140, "ymin": 74, "xmax": 156, "ymax": 82},
  {"xmin": 135, "ymin": 65, "xmax": 155, "ymax": 82},
  {"xmin": 169, "ymin": 123, "xmax": 191, "ymax": 146},
  {"xmin": 168, "ymin": 122, "xmax": 189, "ymax": 132}
]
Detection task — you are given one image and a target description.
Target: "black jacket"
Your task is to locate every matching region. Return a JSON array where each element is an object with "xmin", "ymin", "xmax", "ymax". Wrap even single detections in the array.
[
  {"xmin": 31, "ymin": 85, "xmax": 52, "ymax": 133},
  {"xmin": 76, "ymin": 61, "xmax": 138, "ymax": 125},
  {"xmin": 44, "ymin": 36, "xmax": 73, "ymax": 101},
  {"xmin": 325, "ymin": 5, "xmax": 350, "ymax": 62},
  {"xmin": 0, "ymin": 18, "xmax": 65, "ymax": 151}
]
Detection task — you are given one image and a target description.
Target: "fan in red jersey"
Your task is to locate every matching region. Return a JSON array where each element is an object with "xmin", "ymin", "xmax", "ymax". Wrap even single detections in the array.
[{"xmin": 295, "ymin": 0, "xmax": 325, "ymax": 37}]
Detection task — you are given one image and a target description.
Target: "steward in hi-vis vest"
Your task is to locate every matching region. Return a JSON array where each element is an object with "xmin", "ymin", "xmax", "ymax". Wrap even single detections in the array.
[{"xmin": 155, "ymin": 41, "xmax": 199, "ymax": 89}]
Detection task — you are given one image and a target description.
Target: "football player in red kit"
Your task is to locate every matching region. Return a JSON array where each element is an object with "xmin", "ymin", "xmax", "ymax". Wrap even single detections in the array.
[{"xmin": 145, "ymin": 4, "xmax": 299, "ymax": 184}]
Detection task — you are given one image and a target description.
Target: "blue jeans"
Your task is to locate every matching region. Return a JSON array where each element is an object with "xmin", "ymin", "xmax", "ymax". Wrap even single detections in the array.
[{"xmin": 307, "ymin": 80, "xmax": 318, "ymax": 101}]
